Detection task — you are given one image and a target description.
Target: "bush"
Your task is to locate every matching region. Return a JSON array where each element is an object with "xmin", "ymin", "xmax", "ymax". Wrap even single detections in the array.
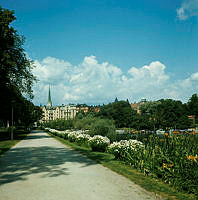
[
  {"xmin": 108, "ymin": 139, "xmax": 144, "ymax": 160},
  {"xmin": 74, "ymin": 116, "xmax": 97, "ymax": 130},
  {"xmin": 90, "ymin": 118, "xmax": 116, "ymax": 138},
  {"xmin": 42, "ymin": 119, "xmax": 74, "ymax": 130},
  {"xmin": 88, "ymin": 135, "xmax": 110, "ymax": 152},
  {"xmin": 68, "ymin": 132, "xmax": 79, "ymax": 142},
  {"xmin": 75, "ymin": 133, "xmax": 91, "ymax": 145},
  {"xmin": 67, "ymin": 131, "xmax": 91, "ymax": 145}
]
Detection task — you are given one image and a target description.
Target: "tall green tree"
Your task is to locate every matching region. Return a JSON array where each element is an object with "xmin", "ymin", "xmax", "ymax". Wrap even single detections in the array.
[
  {"xmin": 99, "ymin": 100, "xmax": 136, "ymax": 128},
  {"xmin": 0, "ymin": 7, "xmax": 36, "ymax": 96},
  {"xmin": 156, "ymin": 99, "xmax": 189, "ymax": 129},
  {"xmin": 139, "ymin": 99, "xmax": 191, "ymax": 130},
  {"xmin": 0, "ymin": 6, "xmax": 37, "ymax": 125},
  {"xmin": 186, "ymin": 93, "xmax": 198, "ymax": 124},
  {"xmin": 187, "ymin": 94, "xmax": 198, "ymax": 116}
]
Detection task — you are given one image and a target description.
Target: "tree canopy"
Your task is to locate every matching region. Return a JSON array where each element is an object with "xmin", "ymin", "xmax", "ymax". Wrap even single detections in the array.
[
  {"xmin": 187, "ymin": 94, "xmax": 198, "ymax": 116},
  {"xmin": 0, "ymin": 6, "xmax": 41, "ymax": 127},
  {"xmin": 98, "ymin": 100, "xmax": 136, "ymax": 128},
  {"xmin": 139, "ymin": 99, "xmax": 191, "ymax": 130},
  {"xmin": 0, "ymin": 7, "xmax": 36, "ymax": 97}
]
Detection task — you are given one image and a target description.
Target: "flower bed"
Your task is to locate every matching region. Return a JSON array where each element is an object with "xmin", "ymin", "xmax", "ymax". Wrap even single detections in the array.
[
  {"xmin": 88, "ymin": 135, "xmax": 110, "ymax": 152},
  {"xmin": 108, "ymin": 139, "xmax": 144, "ymax": 160},
  {"xmin": 46, "ymin": 127, "xmax": 198, "ymax": 194}
]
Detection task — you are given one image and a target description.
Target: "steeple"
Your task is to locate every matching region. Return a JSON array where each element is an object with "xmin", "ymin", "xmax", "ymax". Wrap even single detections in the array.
[{"xmin": 47, "ymin": 86, "xmax": 52, "ymax": 108}]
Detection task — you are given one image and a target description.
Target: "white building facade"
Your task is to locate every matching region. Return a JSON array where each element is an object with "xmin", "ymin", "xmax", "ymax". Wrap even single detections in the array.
[
  {"xmin": 41, "ymin": 105, "xmax": 77, "ymax": 122},
  {"xmin": 40, "ymin": 87, "xmax": 78, "ymax": 122}
]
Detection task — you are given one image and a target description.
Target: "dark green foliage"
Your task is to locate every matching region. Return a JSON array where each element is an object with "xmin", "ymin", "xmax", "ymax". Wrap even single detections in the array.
[
  {"xmin": 139, "ymin": 99, "xmax": 192, "ymax": 130},
  {"xmin": 0, "ymin": 7, "xmax": 36, "ymax": 98},
  {"xmin": 186, "ymin": 94, "xmax": 198, "ymax": 124},
  {"xmin": 155, "ymin": 99, "xmax": 188, "ymax": 129},
  {"xmin": 99, "ymin": 100, "xmax": 136, "ymax": 128},
  {"xmin": 187, "ymin": 94, "xmax": 198, "ymax": 116},
  {"xmin": 131, "ymin": 115, "xmax": 152, "ymax": 130},
  {"xmin": 75, "ymin": 110, "xmax": 85, "ymax": 119},
  {"xmin": 0, "ymin": 6, "xmax": 38, "ymax": 127},
  {"xmin": 43, "ymin": 119, "xmax": 74, "ymax": 130}
]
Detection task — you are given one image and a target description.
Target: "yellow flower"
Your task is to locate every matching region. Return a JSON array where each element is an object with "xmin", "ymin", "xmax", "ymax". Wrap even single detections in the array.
[
  {"xmin": 162, "ymin": 163, "xmax": 174, "ymax": 169},
  {"xmin": 186, "ymin": 155, "xmax": 198, "ymax": 162}
]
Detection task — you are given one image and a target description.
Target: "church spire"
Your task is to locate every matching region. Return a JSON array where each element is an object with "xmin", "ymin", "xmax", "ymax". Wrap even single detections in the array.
[{"xmin": 47, "ymin": 86, "xmax": 52, "ymax": 108}]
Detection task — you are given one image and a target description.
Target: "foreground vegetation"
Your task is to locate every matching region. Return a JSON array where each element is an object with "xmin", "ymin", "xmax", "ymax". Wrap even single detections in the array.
[
  {"xmin": 109, "ymin": 135, "xmax": 198, "ymax": 194},
  {"xmin": 47, "ymin": 129, "xmax": 197, "ymax": 200},
  {"xmin": 0, "ymin": 128, "xmax": 29, "ymax": 155}
]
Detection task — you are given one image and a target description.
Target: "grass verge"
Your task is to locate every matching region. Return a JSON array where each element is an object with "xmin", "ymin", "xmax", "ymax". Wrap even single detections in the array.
[
  {"xmin": 48, "ymin": 132, "xmax": 197, "ymax": 200},
  {"xmin": 0, "ymin": 130, "xmax": 29, "ymax": 155}
]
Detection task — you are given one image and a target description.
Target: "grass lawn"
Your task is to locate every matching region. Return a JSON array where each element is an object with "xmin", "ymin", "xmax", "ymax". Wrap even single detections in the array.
[
  {"xmin": 0, "ymin": 129, "xmax": 29, "ymax": 155},
  {"xmin": 48, "ymin": 132, "xmax": 197, "ymax": 200}
]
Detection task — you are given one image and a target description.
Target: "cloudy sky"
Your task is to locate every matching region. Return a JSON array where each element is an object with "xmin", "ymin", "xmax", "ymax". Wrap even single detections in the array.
[{"xmin": 1, "ymin": 0, "xmax": 198, "ymax": 105}]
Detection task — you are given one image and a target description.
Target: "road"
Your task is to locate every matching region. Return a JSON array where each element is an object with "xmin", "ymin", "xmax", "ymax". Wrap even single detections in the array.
[{"xmin": 0, "ymin": 131, "xmax": 158, "ymax": 200}]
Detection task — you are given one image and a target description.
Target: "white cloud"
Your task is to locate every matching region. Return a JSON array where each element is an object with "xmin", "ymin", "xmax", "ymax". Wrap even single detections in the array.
[
  {"xmin": 63, "ymin": 93, "xmax": 80, "ymax": 101},
  {"xmin": 190, "ymin": 72, "xmax": 198, "ymax": 80},
  {"xmin": 33, "ymin": 57, "xmax": 72, "ymax": 85},
  {"xmin": 32, "ymin": 56, "xmax": 198, "ymax": 105},
  {"xmin": 128, "ymin": 61, "xmax": 169, "ymax": 83},
  {"xmin": 177, "ymin": 0, "xmax": 198, "ymax": 20}
]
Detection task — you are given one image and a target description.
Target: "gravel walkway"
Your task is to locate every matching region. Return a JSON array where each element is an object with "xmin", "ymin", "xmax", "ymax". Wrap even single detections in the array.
[{"xmin": 0, "ymin": 131, "xmax": 159, "ymax": 200}]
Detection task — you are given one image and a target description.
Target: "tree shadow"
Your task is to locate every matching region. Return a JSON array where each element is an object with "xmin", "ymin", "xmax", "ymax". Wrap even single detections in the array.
[{"xmin": 0, "ymin": 132, "xmax": 97, "ymax": 185}]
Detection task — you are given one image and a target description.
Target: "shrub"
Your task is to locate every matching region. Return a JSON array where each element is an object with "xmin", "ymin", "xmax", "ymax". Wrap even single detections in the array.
[
  {"xmin": 88, "ymin": 135, "xmax": 110, "ymax": 152},
  {"xmin": 75, "ymin": 133, "xmax": 91, "ymax": 145},
  {"xmin": 74, "ymin": 116, "xmax": 97, "ymax": 130},
  {"xmin": 68, "ymin": 132, "xmax": 79, "ymax": 142},
  {"xmin": 42, "ymin": 119, "xmax": 74, "ymax": 130},
  {"xmin": 67, "ymin": 131, "xmax": 91, "ymax": 144},
  {"xmin": 89, "ymin": 118, "xmax": 115, "ymax": 138},
  {"xmin": 108, "ymin": 139, "xmax": 144, "ymax": 160}
]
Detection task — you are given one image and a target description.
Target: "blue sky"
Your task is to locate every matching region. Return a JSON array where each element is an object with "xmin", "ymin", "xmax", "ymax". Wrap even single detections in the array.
[{"xmin": 1, "ymin": 0, "xmax": 198, "ymax": 105}]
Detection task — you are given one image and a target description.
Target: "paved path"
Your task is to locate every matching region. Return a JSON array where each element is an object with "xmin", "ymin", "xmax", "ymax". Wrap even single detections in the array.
[{"xmin": 0, "ymin": 131, "xmax": 158, "ymax": 200}]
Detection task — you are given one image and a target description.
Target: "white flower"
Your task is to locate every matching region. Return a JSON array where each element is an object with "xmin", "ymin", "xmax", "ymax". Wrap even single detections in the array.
[{"xmin": 108, "ymin": 139, "xmax": 144, "ymax": 157}]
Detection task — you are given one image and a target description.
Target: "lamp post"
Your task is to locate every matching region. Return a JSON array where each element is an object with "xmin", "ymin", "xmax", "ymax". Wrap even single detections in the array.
[{"xmin": 11, "ymin": 100, "xmax": 15, "ymax": 140}]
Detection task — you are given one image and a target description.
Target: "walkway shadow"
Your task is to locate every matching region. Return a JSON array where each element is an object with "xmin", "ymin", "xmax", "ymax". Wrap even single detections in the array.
[{"xmin": 0, "ymin": 133, "xmax": 97, "ymax": 185}]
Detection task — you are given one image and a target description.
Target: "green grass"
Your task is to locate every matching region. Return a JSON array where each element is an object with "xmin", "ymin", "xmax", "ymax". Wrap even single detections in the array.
[
  {"xmin": 0, "ymin": 130, "xmax": 29, "ymax": 155},
  {"xmin": 48, "ymin": 132, "xmax": 197, "ymax": 200}
]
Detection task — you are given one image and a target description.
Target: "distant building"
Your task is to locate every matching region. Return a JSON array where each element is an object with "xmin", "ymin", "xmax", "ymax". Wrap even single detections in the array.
[
  {"xmin": 47, "ymin": 86, "xmax": 52, "ymax": 108},
  {"xmin": 130, "ymin": 99, "xmax": 147, "ymax": 114},
  {"xmin": 40, "ymin": 87, "xmax": 78, "ymax": 122},
  {"xmin": 76, "ymin": 105, "xmax": 89, "ymax": 113}
]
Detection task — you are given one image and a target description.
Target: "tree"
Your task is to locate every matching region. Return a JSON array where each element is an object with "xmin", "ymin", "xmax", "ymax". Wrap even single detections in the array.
[
  {"xmin": 114, "ymin": 97, "xmax": 118, "ymax": 102},
  {"xmin": 90, "ymin": 118, "xmax": 115, "ymax": 137},
  {"xmin": 158, "ymin": 99, "xmax": 189, "ymax": 129},
  {"xmin": 0, "ymin": 7, "xmax": 36, "ymax": 98},
  {"xmin": 0, "ymin": 6, "xmax": 37, "ymax": 126},
  {"xmin": 138, "ymin": 99, "xmax": 191, "ymax": 130},
  {"xmin": 99, "ymin": 100, "xmax": 137, "ymax": 128},
  {"xmin": 138, "ymin": 101, "xmax": 161, "ymax": 130},
  {"xmin": 131, "ymin": 114, "xmax": 152, "ymax": 130},
  {"xmin": 187, "ymin": 94, "xmax": 198, "ymax": 124}
]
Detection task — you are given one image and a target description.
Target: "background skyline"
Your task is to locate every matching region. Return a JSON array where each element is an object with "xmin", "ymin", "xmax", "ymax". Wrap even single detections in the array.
[{"xmin": 1, "ymin": 0, "xmax": 198, "ymax": 105}]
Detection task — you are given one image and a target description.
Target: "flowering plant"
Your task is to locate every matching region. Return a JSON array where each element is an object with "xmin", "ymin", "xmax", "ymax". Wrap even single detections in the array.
[
  {"xmin": 88, "ymin": 135, "xmax": 110, "ymax": 152},
  {"xmin": 75, "ymin": 133, "xmax": 91, "ymax": 144},
  {"xmin": 68, "ymin": 132, "xmax": 79, "ymax": 142},
  {"xmin": 108, "ymin": 139, "xmax": 144, "ymax": 159}
]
